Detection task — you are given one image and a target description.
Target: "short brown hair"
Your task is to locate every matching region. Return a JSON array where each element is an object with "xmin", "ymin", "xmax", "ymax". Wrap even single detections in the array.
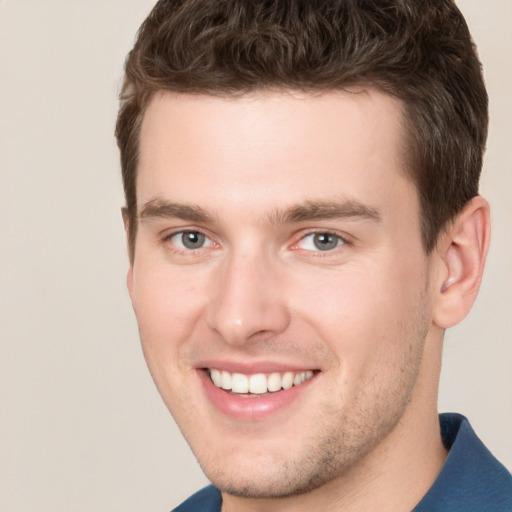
[{"xmin": 116, "ymin": 0, "xmax": 488, "ymax": 261}]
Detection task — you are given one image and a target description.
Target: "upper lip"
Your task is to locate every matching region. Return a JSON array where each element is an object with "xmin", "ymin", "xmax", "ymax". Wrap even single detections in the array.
[{"xmin": 196, "ymin": 359, "xmax": 320, "ymax": 374}]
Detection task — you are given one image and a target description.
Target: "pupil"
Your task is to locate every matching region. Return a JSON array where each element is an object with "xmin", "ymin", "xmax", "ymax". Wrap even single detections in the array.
[
  {"xmin": 182, "ymin": 232, "xmax": 205, "ymax": 249},
  {"xmin": 314, "ymin": 233, "xmax": 337, "ymax": 251}
]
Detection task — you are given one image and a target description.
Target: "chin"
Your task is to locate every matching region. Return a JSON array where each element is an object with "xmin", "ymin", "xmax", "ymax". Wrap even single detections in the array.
[
  {"xmin": 204, "ymin": 466, "xmax": 329, "ymax": 500},
  {"xmin": 190, "ymin": 432, "xmax": 359, "ymax": 500}
]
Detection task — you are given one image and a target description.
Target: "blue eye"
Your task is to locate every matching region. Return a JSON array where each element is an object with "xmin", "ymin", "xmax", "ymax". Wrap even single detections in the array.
[
  {"xmin": 170, "ymin": 231, "xmax": 213, "ymax": 250},
  {"xmin": 297, "ymin": 233, "xmax": 344, "ymax": 251}
]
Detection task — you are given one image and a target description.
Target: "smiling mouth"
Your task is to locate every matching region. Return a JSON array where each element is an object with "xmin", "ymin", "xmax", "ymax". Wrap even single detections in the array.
[{"xmin": 207, "ymin": 368, "xmax": 317, "ymax": 395}]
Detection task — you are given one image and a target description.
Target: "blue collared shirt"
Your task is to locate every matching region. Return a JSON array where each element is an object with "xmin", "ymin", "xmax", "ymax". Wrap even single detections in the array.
[{"xmin": 173, "ymin": 413, "xmax": 512, "ymax": 511}]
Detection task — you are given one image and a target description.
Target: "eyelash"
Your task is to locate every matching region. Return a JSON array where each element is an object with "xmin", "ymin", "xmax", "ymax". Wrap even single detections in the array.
[
  {"xmin": 291, "ymin": 230, "xmax": 349, "ymax": 255},
  {"xmin": 163, "ymin": 229, "xmax": 217, "ymax": 255},
  {"xmin": 162, "ymin": 229, "xmax": 350, "ymax": 256}
]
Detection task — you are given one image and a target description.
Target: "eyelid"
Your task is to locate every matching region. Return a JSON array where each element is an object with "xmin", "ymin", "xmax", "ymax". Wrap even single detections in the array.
[
  {"xmin": 290, "ymin": 230, "xmax": 350, "ymax": 253},
  {"xmin": 160, "ymin": 226, "xmax": 350, "ymax": 256},
  {"xmin": 163, "ymin": 228, "xmax": 218, "ymax": 252}
]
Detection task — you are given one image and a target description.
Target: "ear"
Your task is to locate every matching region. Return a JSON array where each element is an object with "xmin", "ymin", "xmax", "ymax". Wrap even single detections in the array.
[
  {"xmin": 432, "ymin": 196, "xmax": 490, "ymax": 329},
  {"xmin": 121, "ymin": 207, "xmax": 134, "ymax": 298}
]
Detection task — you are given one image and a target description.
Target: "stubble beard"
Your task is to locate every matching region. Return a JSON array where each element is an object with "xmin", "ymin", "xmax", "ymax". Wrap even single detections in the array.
[
  {"xmin": 194, "ymin": 310, "xmax": 430, "ymax": 500},
  {"xmin": 175, "ymin": 277, "xmax": 433, "ymax": 500}
]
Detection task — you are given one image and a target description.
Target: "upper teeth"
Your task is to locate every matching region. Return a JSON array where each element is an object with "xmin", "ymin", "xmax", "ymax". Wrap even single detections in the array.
[{"xmin": 209, "ymin": 369, "xmax": 314, "ymax": 394}]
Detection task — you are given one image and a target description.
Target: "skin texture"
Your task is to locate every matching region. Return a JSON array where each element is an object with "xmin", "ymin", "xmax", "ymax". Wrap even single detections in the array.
[{"xmin": 126, "ymin": 90, "xmax": 490, "ymax": 511}]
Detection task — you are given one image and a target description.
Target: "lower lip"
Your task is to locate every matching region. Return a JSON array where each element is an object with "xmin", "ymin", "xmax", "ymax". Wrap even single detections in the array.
[{"xmin": 198, "ymin": 370, "xmax": 317, "ymax": 421}]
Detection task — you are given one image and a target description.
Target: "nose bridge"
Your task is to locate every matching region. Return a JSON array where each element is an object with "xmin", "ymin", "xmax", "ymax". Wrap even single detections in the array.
[{"xmin": 206, "ymin": 244, "xmax": 290, "ymax": 345}]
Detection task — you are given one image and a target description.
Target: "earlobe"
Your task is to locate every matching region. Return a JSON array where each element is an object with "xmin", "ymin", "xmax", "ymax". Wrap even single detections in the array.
[{"xmin": 432, "ymin": 196, "xmax": 491, "ymax": 329}]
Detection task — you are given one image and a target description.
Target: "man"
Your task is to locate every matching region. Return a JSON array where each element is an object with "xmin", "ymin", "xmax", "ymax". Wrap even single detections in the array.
[{"xmin": 115, "ymin": 0, "xmax": 512, "ymax": 510}]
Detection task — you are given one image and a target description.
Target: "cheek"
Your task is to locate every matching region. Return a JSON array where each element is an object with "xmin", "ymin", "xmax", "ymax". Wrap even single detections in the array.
[
  {"xmin": 131, "ymin": 264, "xmax": 205, "ymax": 359},
  {"xmin": 290, "ymin": 263, "xmax": 426, "ymax": 364},
  {"xmin": 291, "ymin": 266, "xmax": 388, "ymax": 332},
  {"xmin": 130, "ymin": 265, "xmax": 209, "ymax": 417}
]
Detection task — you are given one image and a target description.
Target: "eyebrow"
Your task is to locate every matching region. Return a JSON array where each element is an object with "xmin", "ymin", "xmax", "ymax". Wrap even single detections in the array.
[
  {"xmin": 139, "ymin": 199, "xmax": 215, "ymax": 224},
  {"xmin": 138, "ymin": 198, "xmax": 380, "ymax": 226},
  {"xmin": 268, "ymin": 200, "xmax": 381, "ymax": 224}
]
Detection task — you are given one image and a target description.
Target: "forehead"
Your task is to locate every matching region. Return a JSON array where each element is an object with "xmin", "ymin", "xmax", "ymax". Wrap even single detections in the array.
[{"xmin": 137, "ymin": 89, "xmax": 413, "ymax": 220}]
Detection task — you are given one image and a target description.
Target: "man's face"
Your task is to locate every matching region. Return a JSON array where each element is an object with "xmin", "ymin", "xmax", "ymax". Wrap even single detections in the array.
[{"xmin": 129, "ymin": 90, "xmax": 439, "ymax": 498}]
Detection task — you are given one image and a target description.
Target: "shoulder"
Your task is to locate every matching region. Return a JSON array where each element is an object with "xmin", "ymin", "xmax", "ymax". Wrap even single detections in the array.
[
  {"xmin": 171, "ymin": 485, "xmax": 222, "ymax": 512},
  {"xmin": 414, "ymin": 413, "xmax": 512, "ymax": 512}
]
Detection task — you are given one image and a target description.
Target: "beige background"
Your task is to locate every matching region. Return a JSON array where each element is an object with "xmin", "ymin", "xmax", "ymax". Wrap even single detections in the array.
[{"xmin": 0, "ymin": 1, "xmax": 510, "ymax": 510}]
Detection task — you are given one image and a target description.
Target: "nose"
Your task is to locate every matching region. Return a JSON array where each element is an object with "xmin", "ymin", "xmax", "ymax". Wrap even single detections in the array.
[{"xmin": 205, "ymin": 249, "xmax": 291, "ymax": 346}]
